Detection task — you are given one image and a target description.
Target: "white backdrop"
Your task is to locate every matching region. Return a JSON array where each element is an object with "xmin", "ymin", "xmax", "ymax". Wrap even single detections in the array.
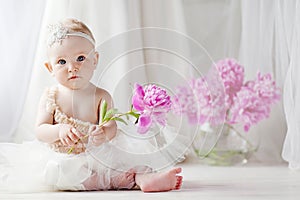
[
  {"xmin": 281, "ymin": 0, "xmax": 300, "ymax": 169},
  {"xmin": 2, "ymin": 0, "xmax": 296, "ymax": 166},
  {"xmin": 0, "ymin": 0, "xmax": 45, "ymax": 141}
]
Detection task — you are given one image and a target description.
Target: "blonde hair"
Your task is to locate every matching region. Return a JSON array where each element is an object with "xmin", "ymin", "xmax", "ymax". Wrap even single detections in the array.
[{"xmin": 58, "ymin": 18, "xmax": 95, "ymax": 42}]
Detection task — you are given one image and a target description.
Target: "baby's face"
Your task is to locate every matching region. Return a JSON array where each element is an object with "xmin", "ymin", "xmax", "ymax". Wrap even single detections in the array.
[{"xmin": 46, "ymin": 36, "xmax": 98, "ymax": 90}]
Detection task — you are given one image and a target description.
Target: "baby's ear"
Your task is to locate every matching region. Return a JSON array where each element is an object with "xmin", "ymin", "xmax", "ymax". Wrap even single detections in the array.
[
  {"xmin": 44, "ymin": 62, "xmax": 53, "ymax": 73},
  {"xmin": 93, "ymin": 51, "xmax": 99, "ymax": 68}
]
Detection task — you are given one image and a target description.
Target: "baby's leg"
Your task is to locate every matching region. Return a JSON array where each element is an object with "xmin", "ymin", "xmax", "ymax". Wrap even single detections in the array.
[
  {"xmin": 82, "ymin": 170, "xmax": 135, "ymax": 190},
  {"xmin": 110, "ymin": 169, "xmax": 136, "ymax": 189},
  {"xmin": 135, "ymin": 167, "xmax": 183, "ymax": 192},
  {"xmin": 82, "ymin": 172, "xmax": 99, "ymax": 191}
]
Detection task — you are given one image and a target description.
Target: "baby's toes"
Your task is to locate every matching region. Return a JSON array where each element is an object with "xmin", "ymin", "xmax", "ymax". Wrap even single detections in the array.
[{"xmin": 175, "ymin": 176, "xmax": 183, "ymax": 190}]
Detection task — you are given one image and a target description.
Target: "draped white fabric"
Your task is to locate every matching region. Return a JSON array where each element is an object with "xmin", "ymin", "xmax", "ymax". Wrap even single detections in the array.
[
  {"xmin": 0, "ymin": 0, "xmax": 45, "ymax": 142},
  {"xmin": 237, "ymin": 0, "xmax": 288, "ymax": 164},
  {"xmin": 4, "ymin": 0, "xmax": 298, "ymax": 166},
  {"xmin": 238, "ymin": 0, "xmax": 300, "ymax": 167},
  {"xmin": 281, "ymin": 0, "xmax": 300, "ymax": 169}
]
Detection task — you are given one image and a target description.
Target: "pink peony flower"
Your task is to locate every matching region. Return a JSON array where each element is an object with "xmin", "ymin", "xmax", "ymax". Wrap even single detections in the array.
[
  {"xmin": 172, "ymin": 77, "xmax": 226, "ymax": 125},
  {"xmin": 245, "ymin": 72, "xmax": 281, "ymax": 105},
  {"xmin": 212, "ymin": 58, "xmax": 244, "ymax": 108},
  {"xmin": 132, "ymin": 83, "xmax": 172, "ymax": 134},
  {"xmin": 228, "ymin": 87, "xmax": 271, "ymax": 131},
  {"xmin": 172, "ymin": 79, "xmax": 200, "ymax": 124}
]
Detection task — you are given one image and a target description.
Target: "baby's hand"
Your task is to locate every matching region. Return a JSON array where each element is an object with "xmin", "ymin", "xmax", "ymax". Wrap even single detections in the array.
[
  {"xmin": 58, "ymin": 124, "xmax": 84, "ymax": 146},
  {"xmin": 89, "ymin": 125, "xmax": 107, "ymax": 146}
]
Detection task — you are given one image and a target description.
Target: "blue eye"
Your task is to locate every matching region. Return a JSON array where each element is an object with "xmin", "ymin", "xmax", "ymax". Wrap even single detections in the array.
[
  {"xmin": 58, "ymin": 59, "xmax": 66, "ymax": 65},
  {"xmin": 77, "ymin": 56, "xmax": 85, "ymax": 62}
]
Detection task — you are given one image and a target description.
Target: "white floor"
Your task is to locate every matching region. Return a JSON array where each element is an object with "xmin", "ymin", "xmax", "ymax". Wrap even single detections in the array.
[{"xmin": 1, "ymin": 157, "xmax": 300, "ymax": 200}]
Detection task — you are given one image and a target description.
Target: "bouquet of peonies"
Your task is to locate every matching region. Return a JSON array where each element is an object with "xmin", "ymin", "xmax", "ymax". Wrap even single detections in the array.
[{"xmin": 172, "ymin": 58, "xmax": 281, "ymax": 132}]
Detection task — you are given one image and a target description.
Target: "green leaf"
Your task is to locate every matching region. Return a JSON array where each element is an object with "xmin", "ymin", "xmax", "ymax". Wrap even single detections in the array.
[
  {"xmin": 101, "ymin": 118, "xmax": 111, "ymax": 124},
  {"xmin": 128, "ymin": 112, "xmax": 140, "ymax": 119},
  {"xmin": 100, "ymin": 100, "xmax": 107, "ymax": 123},
  {"xmin": 104, "ymin": 108, "xmax": 118, "ymax": 121},
  {"xmin": 112, "ymin": 117, "xmax": 128, "ymax": 125}
]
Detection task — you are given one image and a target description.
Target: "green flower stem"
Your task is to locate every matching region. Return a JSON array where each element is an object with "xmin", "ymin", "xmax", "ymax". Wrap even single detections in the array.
[
  {"xmin": 194, "ymin": 124, "xmax": 258, "ymax": 166},
  {"xmin": 226, "ymin": 124, "xmax": 257, "ymax": 151}
]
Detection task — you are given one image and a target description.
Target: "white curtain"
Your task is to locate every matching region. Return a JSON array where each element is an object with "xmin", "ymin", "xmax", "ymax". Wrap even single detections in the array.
[
  {"xmin": 238, "ymin": 0, "xmax": 300, "ymax": 167},
  {"xmin": 237, "ymin": 0, "xmax": 288, "ymax": 164},
  {"xmin": 0, "ymin": 0, "xmax": 45, "ymax": 142},
  {"xmin": 281, "ymin": 0, "xmax": 300, "ymax": 169}
]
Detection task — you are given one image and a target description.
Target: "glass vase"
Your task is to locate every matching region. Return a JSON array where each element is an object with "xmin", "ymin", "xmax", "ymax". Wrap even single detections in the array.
[{"xmin": 192, "ymin": 123, "xmax": 258, "ymax": 166}]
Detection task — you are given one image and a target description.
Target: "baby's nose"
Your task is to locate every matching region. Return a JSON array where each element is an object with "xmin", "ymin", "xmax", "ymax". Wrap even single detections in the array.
[{"xmin": 68, "ymin": 62, "xmax": 79, "ymax": 72}]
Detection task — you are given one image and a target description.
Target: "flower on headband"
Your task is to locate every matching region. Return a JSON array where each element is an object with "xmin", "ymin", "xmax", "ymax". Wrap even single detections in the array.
[
  {"xmin": 47, "ymin": 23, "xmax": 69, "ymax": 47},
  {"xmin": 47, "ymin": 23, "xmax": 95, "ymax": 47}
]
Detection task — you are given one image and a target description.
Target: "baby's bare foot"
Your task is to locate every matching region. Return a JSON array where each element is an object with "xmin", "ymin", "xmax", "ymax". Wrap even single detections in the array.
[{"xmin": 135, "ymin": 167, "xmax": 183, "ymax": 192}]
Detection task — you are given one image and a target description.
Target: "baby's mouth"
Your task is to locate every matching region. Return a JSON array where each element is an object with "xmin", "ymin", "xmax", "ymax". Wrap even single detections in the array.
[{"xmin": 68, "ymin": 75, "xmax": 80, "ymax": 80}]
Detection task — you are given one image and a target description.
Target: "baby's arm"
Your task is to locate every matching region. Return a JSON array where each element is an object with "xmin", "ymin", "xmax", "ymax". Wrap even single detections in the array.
[
  {"xmin": 89, "ymin": 89, "xmax": 117, "ymax": 146},
  {"xmin": 35, "ymin": 92, "xmax": 83, "ymax": 145},
  {"xmin": 100, "ymin": 90, "xmax": 117, "ymax": 140}
]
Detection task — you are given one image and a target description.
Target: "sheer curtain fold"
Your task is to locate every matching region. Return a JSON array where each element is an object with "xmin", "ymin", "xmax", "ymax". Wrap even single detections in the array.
[
  {"xmin": 0, "ymin": 0, "xmax": 45, "ymax": 142},
  {"xmin": 282, "ymin": 0, "xmax": 300, "ymax": 169},
  {"xmin": 239, "ymin": 0, "xmax": 275, "ymax": 75},
  {"xmin": 238, "ymin": 0, "xmax": 288, "ymax": 164}
]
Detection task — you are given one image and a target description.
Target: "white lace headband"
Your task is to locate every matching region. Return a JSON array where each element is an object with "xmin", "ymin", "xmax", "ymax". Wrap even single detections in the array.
[{"xmin": 47, "ymin": 23, "xmax": 95, "ymax": 47}]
